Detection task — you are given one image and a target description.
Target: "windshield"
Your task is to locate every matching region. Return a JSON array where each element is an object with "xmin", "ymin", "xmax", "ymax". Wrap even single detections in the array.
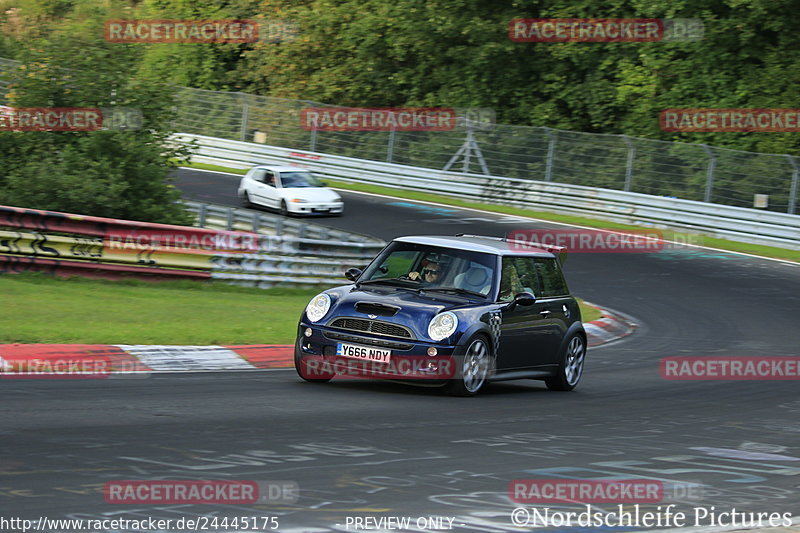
[
  {"xmin": 360, "ymin": 241, "xmax": 497, "ymax": 297},
  {"xmin": 279, "ymin": 171, "xmax": 324, "ymax": 188}
]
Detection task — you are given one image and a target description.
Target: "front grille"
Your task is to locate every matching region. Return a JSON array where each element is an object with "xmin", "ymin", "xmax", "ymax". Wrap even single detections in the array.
[
  {"xmin": 323, "ymin": 331, "xmax": 413, "ymax": 350},
  {"xmin": 329, "ymin": 317, "xmax": 413, "ymax": 339}
]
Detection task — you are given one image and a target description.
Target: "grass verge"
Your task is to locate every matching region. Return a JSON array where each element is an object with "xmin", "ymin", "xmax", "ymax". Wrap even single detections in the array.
[
  {"xmin": 182, "ymin": 162, "xmax": 800, "ymax": 263},
  {"xmin": 0, "ymin": 274, "xmax": 316, "ymax": 345},
  {"xmin": 0, "ymin": 273, "xmax": 602, "ymax": 344}
]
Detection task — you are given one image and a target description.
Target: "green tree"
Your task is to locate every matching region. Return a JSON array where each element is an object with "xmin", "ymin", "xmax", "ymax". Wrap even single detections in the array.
[{"xmin": 0, "ymin": 3, "xmax": 193, "ymax": 224}]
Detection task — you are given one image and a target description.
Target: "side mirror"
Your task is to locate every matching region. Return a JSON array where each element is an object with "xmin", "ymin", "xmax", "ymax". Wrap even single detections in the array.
[
  {"xmin": 503, "ymin": 291, "xmax": 536, "ymax": 311},
  {"xmin": 514, "ymin": 292, "xmax": 537, "ymax": 306},
  {"xmin": 345, "ymin": 268, "xmax": 362, "ymax": 282}
]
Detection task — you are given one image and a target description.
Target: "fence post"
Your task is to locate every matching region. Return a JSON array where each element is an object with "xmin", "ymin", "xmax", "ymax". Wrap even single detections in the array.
[
  {"xmin": 544, "ymin": 127, "xmax": 556, "ymax": 182},
  {"xmin": 701, "ymin": 144, "xmax": 716, "ymax": 203},
  {"xmin": 387, "ymin": 125, "xmax": 396, "ymax": 163},
  {"xmin": 226, "ymin": 208, "xmax": 235, "ymax": 230},
  {"xmin": 787, "ymin": 155, "xmax": 799, "ymax": 215},
  {"xmin": 623, "ymin": 135, "xmax": 635, "ymax": 192},
  {"xmin": 197, "ymin": 204, "xmax": 207, "ymax": 228},
  {"xmin": 310, "ymin": 125, "xmax": 318, "ymax": 152},
  {"xmin": 239, "ymin": 101, "xmax": 249, "ymax": 142}
]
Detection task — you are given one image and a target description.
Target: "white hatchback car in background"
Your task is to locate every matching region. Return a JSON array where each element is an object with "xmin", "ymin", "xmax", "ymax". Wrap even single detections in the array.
[{"xmin": 238, "ymin": 165, "xmax": 344, "ymax": 216}]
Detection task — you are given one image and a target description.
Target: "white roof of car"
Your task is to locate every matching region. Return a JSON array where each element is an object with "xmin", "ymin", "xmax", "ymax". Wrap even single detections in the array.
[
  {"xmin": 252, "ymin": 165, "xmax": 311, "ymax": 173},
  {"xmin": 394, "ymin": 235, "xmax": 558, "ymax": 257}
]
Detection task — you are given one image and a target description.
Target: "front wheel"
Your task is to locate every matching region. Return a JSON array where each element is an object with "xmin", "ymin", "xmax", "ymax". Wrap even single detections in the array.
[
  {"xmin": 545, "ymin": 334, "xmax": 586, "ymax": 391},
  {"xmin": 279, "ymin": 200, "xmax": 289, "ymax": 217},
  {"xmin": 445, "ymin": 336, "xmax": 492, "ymax": 396}
]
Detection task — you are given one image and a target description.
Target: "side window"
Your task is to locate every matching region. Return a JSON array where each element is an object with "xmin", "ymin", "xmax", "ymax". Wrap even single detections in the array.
[
  {"xmin": 251, "ymin": 169, "xmax": 265, "ymax": 182},
  {"xmin": 499, "ymin": 257, "xmax": 539, "ymax": 301},
  {"xmin": 534, "ymin": 258, "xmax": 570, "ymax": 297}
]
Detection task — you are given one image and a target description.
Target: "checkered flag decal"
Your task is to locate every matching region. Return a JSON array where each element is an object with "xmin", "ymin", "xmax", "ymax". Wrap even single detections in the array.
[{"xmin": 488, "ymin": 311, "xmax": 502, "ymax": 355}]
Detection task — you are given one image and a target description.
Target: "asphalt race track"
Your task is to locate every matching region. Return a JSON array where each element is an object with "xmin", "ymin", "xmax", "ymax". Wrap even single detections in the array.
[{"xmin": 1, "ymin": 167, "xmax": 799, "ymax": 532}]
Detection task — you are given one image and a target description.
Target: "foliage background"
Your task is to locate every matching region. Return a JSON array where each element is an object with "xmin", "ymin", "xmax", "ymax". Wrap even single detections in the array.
[{"xmin": 0, "ymin": 0, "xmax": 798, "ymax": 218}]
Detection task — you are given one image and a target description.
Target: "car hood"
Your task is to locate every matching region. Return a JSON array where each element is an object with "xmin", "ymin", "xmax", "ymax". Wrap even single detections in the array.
[
  {"xmin": 281, "ymin": 187, "xmax": 340, "ymax": 202},
  {"xmin": 324, "ymin": 285, "xmax": 472, "ymax": 340}
]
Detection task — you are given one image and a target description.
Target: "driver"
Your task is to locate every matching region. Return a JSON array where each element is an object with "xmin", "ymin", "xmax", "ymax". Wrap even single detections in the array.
[{"xmin": 408, "ymin": 261, "xmax": 443, "ymax": 285}]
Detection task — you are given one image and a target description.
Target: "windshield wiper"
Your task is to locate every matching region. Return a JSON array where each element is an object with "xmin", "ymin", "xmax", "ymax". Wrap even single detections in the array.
[
  {"xmin": 421, "ymin": 287, "xmax": 486, "ymax": 298},
  {"xmin": 357, "ymin": 277, "xmax": 414, "ymax": 288}
]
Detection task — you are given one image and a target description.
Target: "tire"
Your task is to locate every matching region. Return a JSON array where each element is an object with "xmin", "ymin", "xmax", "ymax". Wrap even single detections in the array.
[
  {"xmin": 445, "ymin": 335, "xmax": 492, "ymax": 396},
  {"xmin": 545, "ymin": 334, "xmax": 586, "ymax": 391},
  {"xmin": 294, "ymin": 340, "xmax": 333, "ymax": 383},
  {"xmin": 241, "ymin": 191, "xmax": 252, "ymax": 208},
  {"xmin": 279, "ymin": 200, "xmax": 289, "ymax": 217}
]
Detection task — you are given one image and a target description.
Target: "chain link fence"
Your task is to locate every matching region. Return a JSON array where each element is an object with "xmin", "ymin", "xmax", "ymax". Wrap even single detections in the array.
[
  {"xmin": 2, "ymin": 56, "xmax": 798, "ymax": 214},
  {"xmin": 0, "ymin": 57, "xmax": 18, "ymax": 100}
]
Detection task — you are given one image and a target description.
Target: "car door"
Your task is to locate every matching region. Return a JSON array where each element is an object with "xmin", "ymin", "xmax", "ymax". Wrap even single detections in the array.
[
  {"xmin": 257, "ymin": 170, "xmax": 280, "ymax": 208},
  {"xmin": 530, "ymin": 257, "xmax": 574, "ymax": 364},
  {"xmin": 495, "ymin": 256, "xmax": 562, "ymax": 370}
]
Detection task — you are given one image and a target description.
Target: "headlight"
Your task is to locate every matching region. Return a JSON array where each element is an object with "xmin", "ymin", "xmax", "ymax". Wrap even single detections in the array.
[
  {"xmin": 428, "ymin": 312, "xmax": 458, "ymax": 341},
  {"xmin": 305, "ymin": 293, "xmax": 331, "ymax": 323}
]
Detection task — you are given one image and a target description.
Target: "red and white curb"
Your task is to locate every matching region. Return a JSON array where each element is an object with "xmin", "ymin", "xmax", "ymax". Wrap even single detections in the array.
[
  {"xmin": 0, "ymin": 307, "xmax": 633, "ymax": 375},
  {"xmin": 582, "ymin": 302, "xmax": 637, "ymax": 347},
  {"xmin": 0, "ymin": 344, "xmax": 293, "ymax": 374}
]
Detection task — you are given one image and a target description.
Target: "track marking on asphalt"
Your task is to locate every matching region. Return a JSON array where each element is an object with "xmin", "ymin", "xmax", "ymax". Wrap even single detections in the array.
[{"xmin": 180, "ymin": 167, "xmax": 800, "ymax": 266}]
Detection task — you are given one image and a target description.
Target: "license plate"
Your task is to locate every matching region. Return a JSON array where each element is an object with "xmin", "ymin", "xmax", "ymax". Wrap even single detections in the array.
[{"xmin": 336, "ymin": 343, "xmax": 391, "ymax": 363}]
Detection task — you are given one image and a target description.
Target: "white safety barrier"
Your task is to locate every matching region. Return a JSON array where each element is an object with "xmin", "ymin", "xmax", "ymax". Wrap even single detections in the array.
[
  {"xmin": 176, "ymin": 134, "xmax": 800, "ymax": 250},
  {"xmin": 186, "ymin": 201, "xmax": 385, "ymax": 287}
]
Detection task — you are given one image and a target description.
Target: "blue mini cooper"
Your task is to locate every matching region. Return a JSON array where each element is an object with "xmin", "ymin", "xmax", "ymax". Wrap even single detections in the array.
[{"xmin": 294, "ymin": 234, "xmax": 586, "ymax": 396}]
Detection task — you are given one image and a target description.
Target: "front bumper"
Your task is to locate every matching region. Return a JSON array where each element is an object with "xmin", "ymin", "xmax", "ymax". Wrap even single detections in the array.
[
  {"xmin": 296, "ymin": 322, "xmax": 459, "ymax": 381},
  {"xmin": 289, "ymin": 202, "xmax": 344, "ymax": 215}
]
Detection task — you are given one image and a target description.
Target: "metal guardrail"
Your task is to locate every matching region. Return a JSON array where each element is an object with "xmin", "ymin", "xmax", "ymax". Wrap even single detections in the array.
[
  {"xmin": 185, "ymin": 200, "xmax": 382, "ymax": 245},
  {"xmin": 177, "ymin": 134, "xmax": 800, "ymax": 250},
  {"xmin": 2, "ymin": 54, "xmax": 798, "ymax": 214},
  {"xmin": 168, "ymin": 86, "xmax": 800, "ymax": 215},
  {"xmin": 0, "ymin": 203, "xmax": 385, "ymax": 287}
]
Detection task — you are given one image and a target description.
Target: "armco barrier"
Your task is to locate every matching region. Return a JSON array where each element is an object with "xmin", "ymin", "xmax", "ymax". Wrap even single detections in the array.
[
  {"xmin": 175, "ymin": 134, "xmax": 800, "ymax": 250},
  {"xmin": 185, "ymin": 201, "xmax": 372, "ymax": 243},
  {"xmin": 0, "ymin": 205, "xmax": 385, "ymax": 286}
]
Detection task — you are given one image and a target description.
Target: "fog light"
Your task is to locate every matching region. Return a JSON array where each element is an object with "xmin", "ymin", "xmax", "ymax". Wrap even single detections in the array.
[
  {"xmin": 427, "ymin": 347, "xmax": 437, "ymax": 357},
  {"xmin": 304, "ymin": 328, "xmax": 312, "ymax": 337}
]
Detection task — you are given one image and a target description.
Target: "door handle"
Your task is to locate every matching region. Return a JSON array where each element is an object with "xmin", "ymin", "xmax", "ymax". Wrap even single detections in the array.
[{"xmin": 539, "ymin": 310, "xmax": 551, "ymax": 316}]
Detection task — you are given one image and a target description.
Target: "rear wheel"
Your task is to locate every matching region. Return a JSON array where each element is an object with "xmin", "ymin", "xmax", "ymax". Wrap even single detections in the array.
[
  {"xmin": 445, "ymin": 336, "xmax": 492, "ymax": 396},
  {"xmin": 241, "ymin": 191, "xmax": 253, "ymax": 207},
  {"xmin": 545, "ymin": 334, "xmax": 586, "ymax": 391}
]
